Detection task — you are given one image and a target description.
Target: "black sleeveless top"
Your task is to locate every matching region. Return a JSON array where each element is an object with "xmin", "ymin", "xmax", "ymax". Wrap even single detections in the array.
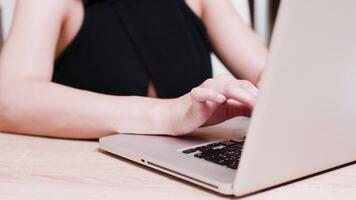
[{"xmin": 53, "ymin": 0, "xmax": 212, "ymax": 98}]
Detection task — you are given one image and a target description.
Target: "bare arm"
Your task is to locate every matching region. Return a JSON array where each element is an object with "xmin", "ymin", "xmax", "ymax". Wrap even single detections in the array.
[
  {"xmin": 0, "ymin": 0, "xmax": 259, "ymax": 139},
  {"xmin": 0, "ymin": 0, "xmax": 173, "ymax": 139},
  {"xmin": 201, "ymin": 0, "xmax": 268, "ymax": 85}
]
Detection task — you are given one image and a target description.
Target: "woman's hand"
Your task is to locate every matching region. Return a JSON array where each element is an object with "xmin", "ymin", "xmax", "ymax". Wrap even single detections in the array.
[{"xmin": 169, "ymin": 74, "xmax": 258, "ymax": 136}]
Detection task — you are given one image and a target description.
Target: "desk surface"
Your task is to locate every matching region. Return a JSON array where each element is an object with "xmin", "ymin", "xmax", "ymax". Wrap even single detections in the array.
[{"xmin": 1, "ymin": 119, "xmax": 356, "ymax": 200}]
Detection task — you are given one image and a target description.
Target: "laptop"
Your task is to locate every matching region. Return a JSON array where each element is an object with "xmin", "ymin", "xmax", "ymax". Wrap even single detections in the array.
[{"xmin": 99, "ymin": 0, "xmax": 356, "ymax": 196}]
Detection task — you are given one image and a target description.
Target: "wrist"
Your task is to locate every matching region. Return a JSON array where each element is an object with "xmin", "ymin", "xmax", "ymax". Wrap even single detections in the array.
[
  {"xmin": 164, "ymin": 95, "xmax": 192, "ymax": 136},
  {"xmin": 151, "ymin": 98, "xmax": 179, "ymax": 136},
  {"xmin": 110, "ymin": 96, "xmax": 182, "ymax": 135}
]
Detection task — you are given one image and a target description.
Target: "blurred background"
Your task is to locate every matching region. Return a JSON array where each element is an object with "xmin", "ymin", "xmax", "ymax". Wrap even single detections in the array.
[{"xmin": 0, "ymin": 0, "xmax": 281, "ymax": 74}]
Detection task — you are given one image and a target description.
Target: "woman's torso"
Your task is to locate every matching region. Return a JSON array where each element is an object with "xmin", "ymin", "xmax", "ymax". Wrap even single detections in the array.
[{"xmin": 53, "ymin": 0, "xmax": 212, "ymax": 98}]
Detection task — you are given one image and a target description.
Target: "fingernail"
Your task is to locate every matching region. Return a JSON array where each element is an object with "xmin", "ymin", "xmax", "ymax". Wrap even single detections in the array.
[{"xmin": 217, "ymin": 94, "xmax": 226, "ymax": 102}]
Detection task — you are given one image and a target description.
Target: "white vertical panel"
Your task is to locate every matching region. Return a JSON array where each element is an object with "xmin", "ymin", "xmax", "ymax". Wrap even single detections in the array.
[
  {"xmin": 254, "ymin": 0, "xmax": 270, "ymax": 45},
  {"xmin": 0, "ymin": 0, "xmax": 16, "ymax": 39},
  {"xmin": 230, "ymin": 0, "xmax": 251, "ymax": 25}
]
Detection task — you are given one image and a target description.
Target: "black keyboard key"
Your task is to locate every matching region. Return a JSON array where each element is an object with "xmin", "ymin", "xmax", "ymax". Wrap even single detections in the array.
[
  {"xmin": 227, "ymin": 162, "xmax": 239, "ymax": 169},
  {"xmin": 182, "ymin": 148, "xmax": 196, "ymax": 154},
  {"xmin": 194, "ymin": 153, "xmax": 204, "ymax": 158},
  {"xmin": 207, "ymin": 143, "xmax": 221, "ymax": 148},
  {"xmin": 217, "ymin": 159, "xmax": 227, "ymax": 165},
  {"xmin": 194, "ymin": 146, "xmax": 210, "ymax": 152},
  {"xmin": 219, "ymin": 140, "xmax": 236, "ymax": 146},
  {"xmin": 210, "ymin": 158, "xmax": 228, "ymax": 166},
  {"xmin": 204, "ymin": 156, "xmax": 217, "ymax": 162}
]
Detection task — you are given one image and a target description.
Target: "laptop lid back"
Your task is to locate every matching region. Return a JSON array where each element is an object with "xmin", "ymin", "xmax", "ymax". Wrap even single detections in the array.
[{"xmin": 234, "ymin": 0, "xmax": 356, "ymax": 196}]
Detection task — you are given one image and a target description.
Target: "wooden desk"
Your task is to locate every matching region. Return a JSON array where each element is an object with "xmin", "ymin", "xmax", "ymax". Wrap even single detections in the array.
[{"xmin": 1, "ymin": 119, "xmax": 356, "ymax": 200}]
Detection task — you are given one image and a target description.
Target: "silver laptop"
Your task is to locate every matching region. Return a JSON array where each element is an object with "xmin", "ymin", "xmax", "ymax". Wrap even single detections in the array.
[{"xmin": 100, "ymin": 0, "xmax": 356, "ymax": 196}]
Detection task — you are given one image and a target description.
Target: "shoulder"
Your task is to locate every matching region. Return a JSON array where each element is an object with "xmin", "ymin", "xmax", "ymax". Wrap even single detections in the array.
[
  {"xmin": 15, "ymin": 0, "xmax": 78, "ymax": 9},
  {"xmin": 13, "ymin": 0, "xmax": 80, "ymax": 21},
  {"xmin": 6, "ymin": 0, "xmax": 84, "ymax": 57},
  {"xmin": 186, "ymin": 0, "xmax": 232, "ymax": 19},
  {"xmin": 9, "ymin": 0, "xmax": 84, "ymax": 40},
  {"xmin": 200, "ymin": 0, "xmax": 232, "ymax": 13},
  {"xmin": 185, "ymin": 0, "xmax": 204, "ymax": 19}
]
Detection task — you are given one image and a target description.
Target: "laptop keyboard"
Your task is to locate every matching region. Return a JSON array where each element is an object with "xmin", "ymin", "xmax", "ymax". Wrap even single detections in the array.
[{"xmin": 181, "ymin": 140, "xmax": 244, "ymax": 170}]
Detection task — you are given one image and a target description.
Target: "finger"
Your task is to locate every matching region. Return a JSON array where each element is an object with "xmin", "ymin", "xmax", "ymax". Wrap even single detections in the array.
[
  {"xmin": 226, "ymin": 100, "xmax": 252, "ymax": 118},
  {"xmin": 239, "ymin": 80, "xmax": 259, "ymax": 96},
  {"xmin": 199, "ymin": 78, "xmax": 257, "ymax": 107},
  {"xmin": 224, "ymin": 84, "xmax": 257, "ymax": 108},
  {"xmin": 190, "ymin": 87, "xmax": 226, "ymax": 103}
]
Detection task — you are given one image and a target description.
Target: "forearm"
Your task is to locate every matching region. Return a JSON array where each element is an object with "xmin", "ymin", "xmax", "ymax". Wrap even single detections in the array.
[
  {"xmin": 202, "ymin": 0, "xmax": 268, "ymax": 85},
  {"xmin": 0, "ymin": 81, "xmax": 174, "ymax": 139}
]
